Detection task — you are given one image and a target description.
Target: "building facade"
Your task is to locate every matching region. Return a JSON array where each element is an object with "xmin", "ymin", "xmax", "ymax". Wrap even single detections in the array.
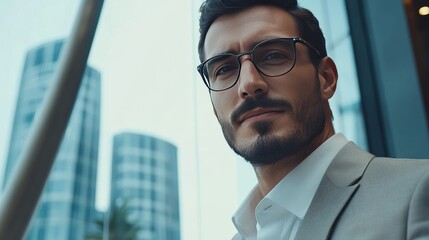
[
  {"xmin": 3, "ymin": 39, "xmax": 101, "ymax": 239},
  {"xmin": 110, "ymin": 132, "xmax": 181, "ymax": 240}
]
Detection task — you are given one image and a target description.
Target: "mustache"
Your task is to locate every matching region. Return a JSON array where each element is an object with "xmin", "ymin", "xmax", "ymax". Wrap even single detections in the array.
[{"xmin": 231, "ymin": 97, "xmax": 292, "ymax": 123}]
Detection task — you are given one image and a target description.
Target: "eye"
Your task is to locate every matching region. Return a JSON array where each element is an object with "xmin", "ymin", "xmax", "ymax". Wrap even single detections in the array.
[
  {"xmin": 207, "ymin": 55, "xmax": 239, "ymax": 80},
  {"xmin": 215, "ymin": 64, "xmax": 237, "ymax": 77},
  {"xmin": 261, "ymin": 50, "xmax": 290, "ymax": 62}
]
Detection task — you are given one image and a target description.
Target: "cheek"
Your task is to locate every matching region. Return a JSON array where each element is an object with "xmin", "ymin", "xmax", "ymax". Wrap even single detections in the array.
[{"xmin": 211, "ymin": 93, "xmax": 235, "ymax": 121}]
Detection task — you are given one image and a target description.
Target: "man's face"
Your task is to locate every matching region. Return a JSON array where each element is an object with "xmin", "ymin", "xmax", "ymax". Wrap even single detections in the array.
[{"xmin": 203, "ymin": 5, "xmax": 327, "ymax": 165}]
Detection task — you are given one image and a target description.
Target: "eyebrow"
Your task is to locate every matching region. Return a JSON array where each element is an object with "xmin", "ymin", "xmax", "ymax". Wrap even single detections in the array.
[{"xmin": 209, "ymin": 38, "xmax": 272, "ymax": 58}]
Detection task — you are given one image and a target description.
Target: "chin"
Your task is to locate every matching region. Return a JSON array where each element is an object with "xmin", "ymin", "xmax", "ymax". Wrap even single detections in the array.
[{"xmin": 235, "ymin": 134, "xmax": 296, "ymax": 165}]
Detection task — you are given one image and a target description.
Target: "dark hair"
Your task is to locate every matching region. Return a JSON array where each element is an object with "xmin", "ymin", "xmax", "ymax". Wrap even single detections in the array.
[{"xmin": 197, "ymin": 0, "xmax": 327, "ymax": 65}]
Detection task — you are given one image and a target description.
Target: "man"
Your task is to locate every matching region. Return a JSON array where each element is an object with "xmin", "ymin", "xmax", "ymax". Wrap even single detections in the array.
[{"xmin": 196, "ymin": 0, "xmax": 429, "ymax": 239}]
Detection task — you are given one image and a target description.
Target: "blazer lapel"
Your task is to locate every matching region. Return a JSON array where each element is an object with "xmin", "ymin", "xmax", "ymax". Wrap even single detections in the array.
[{"xmin": 295, "ymin": 142, "xmax": 374, "ymax": 240}]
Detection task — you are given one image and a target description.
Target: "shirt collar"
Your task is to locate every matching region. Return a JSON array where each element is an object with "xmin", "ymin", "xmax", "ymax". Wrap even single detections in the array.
[
  {"xmin": 266, "ymin": 133, "xmax": 349, "ymax": 219},
  {"xmin": 232, "ymin": 133, "xmax": 349, "ymax": 237},
  {"xmin": 232, "ymin": 185, "xmax": 261, "ymax": 238}
]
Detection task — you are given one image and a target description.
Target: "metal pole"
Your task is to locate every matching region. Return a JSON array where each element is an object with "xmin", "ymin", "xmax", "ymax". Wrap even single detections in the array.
[{"xmin": 0, "ymin": 0, "xmax": 104, "ymax": 238}]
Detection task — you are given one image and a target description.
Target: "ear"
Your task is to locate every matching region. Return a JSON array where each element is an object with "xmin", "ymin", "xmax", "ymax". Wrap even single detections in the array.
[{"xmin": 317, "ymin": 57, "xmax": 338, "ymax": 100}]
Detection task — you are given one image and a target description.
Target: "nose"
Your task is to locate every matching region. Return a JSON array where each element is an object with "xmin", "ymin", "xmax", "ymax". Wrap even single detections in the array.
[{"xmin": 237, "ymin": 58, "xmax": 268, "ymax": 99}]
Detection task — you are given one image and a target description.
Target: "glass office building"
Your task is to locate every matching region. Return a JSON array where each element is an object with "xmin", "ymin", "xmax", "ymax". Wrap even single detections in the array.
[
  {"xmin": 2, "ymin": 39, "xmax": 101, "ymax": 239},
  {"xmin": 110, "ymin": 132, "xmax": 181, "ymax": 240}
]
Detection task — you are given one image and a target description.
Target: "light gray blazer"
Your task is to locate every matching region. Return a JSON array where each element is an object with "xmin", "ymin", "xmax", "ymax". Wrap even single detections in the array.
[{"xmin": 233, "ymin": 142, "xmax": 429, "ymax": 239}]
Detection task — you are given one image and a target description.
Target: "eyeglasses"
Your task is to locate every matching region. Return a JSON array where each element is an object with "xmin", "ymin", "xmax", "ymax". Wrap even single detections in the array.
[{"xmin": 197, "ymin": 38, "xmax": 321, "ymax": 91}]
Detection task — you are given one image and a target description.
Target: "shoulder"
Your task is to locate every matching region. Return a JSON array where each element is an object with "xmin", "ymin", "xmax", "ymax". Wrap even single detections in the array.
[
  {"xmin": 368, "ymin": 156, "xmax": 429, "ymax": 176},
  {"xmin": 372, "ymin": 156, "xmax": 429, "ymax": 166},
  {"xmin": 361, "ymin": 156, "xmax": 429, "ymax": 191},
  {"xmin": 329, "ymin": 155, "xmax": 429, "ymax": 238}
]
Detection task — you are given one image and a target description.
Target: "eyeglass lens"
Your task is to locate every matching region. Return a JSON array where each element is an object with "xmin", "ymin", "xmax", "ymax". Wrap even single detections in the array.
[{"xmin": 203, "ymin": 38, "xmax": 296, "ymax": 91}]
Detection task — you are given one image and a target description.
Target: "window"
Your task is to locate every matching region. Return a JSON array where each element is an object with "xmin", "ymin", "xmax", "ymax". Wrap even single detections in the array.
[{"xmin": 34, "ymin": 48, "xmax": 44, "ymax": 66}]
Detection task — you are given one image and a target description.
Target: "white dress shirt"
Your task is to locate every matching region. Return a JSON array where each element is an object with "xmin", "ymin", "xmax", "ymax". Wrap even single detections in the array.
[{"xmin": 232, "ymin": 133, "xmax": 349, "ymax": 240}]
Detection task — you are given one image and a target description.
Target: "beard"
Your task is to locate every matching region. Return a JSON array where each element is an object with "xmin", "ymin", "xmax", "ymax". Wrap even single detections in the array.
[{"xmin": 217, "ymin": 80, "xmax": 326, "ymax": 166}]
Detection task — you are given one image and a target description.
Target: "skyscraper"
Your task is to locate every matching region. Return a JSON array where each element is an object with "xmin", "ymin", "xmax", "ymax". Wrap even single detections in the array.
[
  {"xmin": 3, "ymin": 39, "xmax": 101, "ymax": 239},
  {"xmin": 110, "ymin": 132, "xmax": 181, "ymax": 240}
]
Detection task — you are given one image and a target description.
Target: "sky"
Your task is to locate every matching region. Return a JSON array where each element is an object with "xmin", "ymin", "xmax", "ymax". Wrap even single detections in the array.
[{"xmin": 0, "ymin": 0, "xmax": 257, "ymax": 239}]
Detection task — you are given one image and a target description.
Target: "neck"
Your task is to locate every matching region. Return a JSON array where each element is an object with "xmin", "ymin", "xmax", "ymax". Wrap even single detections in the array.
[{"xmin": 253, "ymin": 125, "xmax": 335, "ymax": 196}]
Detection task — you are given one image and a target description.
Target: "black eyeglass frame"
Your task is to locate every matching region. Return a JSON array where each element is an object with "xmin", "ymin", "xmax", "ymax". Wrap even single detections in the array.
[{"xmin": 197, "ymin": 37, "xmax": 322, "ymax": 92}]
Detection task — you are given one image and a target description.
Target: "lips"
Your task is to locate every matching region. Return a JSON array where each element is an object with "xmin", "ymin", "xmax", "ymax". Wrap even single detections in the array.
[
  {"xmin": 238, "ymin": 107, "xmax": 283, "ymax": 123},
  {"xmin": 230, "ymin": 98, "xmax": 292, "ymax": 124}
]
